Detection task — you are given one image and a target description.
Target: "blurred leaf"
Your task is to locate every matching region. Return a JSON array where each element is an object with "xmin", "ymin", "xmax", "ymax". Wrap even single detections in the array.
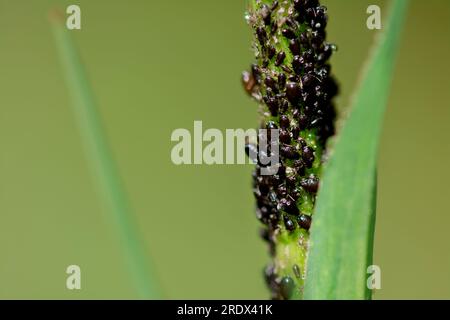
[
  {"xmin": 51, "ymin": 12, "xmax": 160, "ymax": 299},
  {"xmin": 303, "ymin": 0, "xmax": 409, "ymax": 300}
]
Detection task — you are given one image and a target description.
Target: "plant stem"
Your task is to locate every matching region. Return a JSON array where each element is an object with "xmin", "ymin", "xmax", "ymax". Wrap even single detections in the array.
[{"xmin": 50, "ymin": 12, "xmax": 160, "ymax": 299}]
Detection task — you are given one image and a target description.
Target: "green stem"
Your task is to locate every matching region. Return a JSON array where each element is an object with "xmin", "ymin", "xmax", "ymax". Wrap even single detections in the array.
[{"xmin": 50, "ymin": 12, "xmax": 160, "ymax": 299}]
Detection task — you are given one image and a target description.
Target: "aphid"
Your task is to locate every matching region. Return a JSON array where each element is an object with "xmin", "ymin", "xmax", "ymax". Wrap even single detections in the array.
[
  {"xmin": 289, "ymin": 39, "xmax": 301, "ymax": 56},
  {"xmin": 275, "ymin": 51, "xmax": 286, "ymax": 66},
  {"xmin": 291, "ymin": 126, "xmax": 300, "ymax": 140},
  {"xmin": 298, "ymin": 214, "xmax": 312, "ymax": 230},
  {"xmin": 256, "ymin": 26, "xmax": 267, "ymax": 46},
  {"xmin": 279, "ymin": 115, "xmax": 290, "ymax": 129},
  {"xmin": 279, "ymin": 129, "xmax": 291, "ymax": 144},
  {"xmin": 292, "ymin": 55, "xmax": 303, "ymax": 75},
  {"xmin": 283, "ymin": 215, "xmax": 296, "ymax": 232},
  {"xmin": 277, "ymin": 164, "xmax": 286, "ymax": 178},
  {"xmin": 278, "ymin": 73, "xmax": 287, "ymax": 89},
  {"xmin": 276, "ymin": 185, "xmax": 288, "ymax": 198},
  {"xmin": 251, "ymin": 64, "xmax": 261, "ymax": 82},
  {"xmin": 281, "ymin": 28, "xmax": 296, "ymax": 39},
  {"xmin": 241, "ymin": 71, "xmax": 257, "ymax": 97},
  {"xmin": 281, "ymin": 65, "xmax": 292, "ymax": 74},
  {"xmin": 267, "ymin": 46, "xmax": 276, "ymax": 60},
  {"xmin": 299, "ymin": 32, "xmax": 309, "ymax": 46},
  {"xmin": 293, "ymin": 159, "xmax": 305, "ymax": 176},
  {"xmin": 286, "ymin": 175, "xmax": 297, "ymax": 188},
  {"xmin": 259, "ymin": 183, "xmax": 270, "ymax": 196},
  {"xmin": 260, "ymin": 4, "xmax": 272, "ymax": 26},
  {"xmin": 302, "ymin": 145, "xmax": 315, "ymax": 167},
  {"xmin": 279, "ymin": 276, "xmax": 295, "ymax": 299},
  {"xmin": 265, "ymin": 96, "xmax": 280, "ymax": 116},
  {"xmin": 293, "ymin": 264, "xmax": 302, "ymax": 279},
  {"xmin": 286, "ymin": 199, "xmax": 300, "ymax": 215},
  {"xmin": 265, "ymin": 76, "xmax": 278, "ymax": 92},
  {"xmin": 302, "ymin": 49, "xmax": 314, "ymax": 62},
  {"xmin": 301, "ymin": 73, "xmax": 315, "ymax": 89},
  {"xmin": 300, "ymin": 175, "xmax": 319, "ymax": 193},
  {"xmin": 281, "ymin": 145, "xmax": 300, "ymax": 160},
  {"xmin": 286, "ymin": 82, "xmax": 302, "ymax": 105}
]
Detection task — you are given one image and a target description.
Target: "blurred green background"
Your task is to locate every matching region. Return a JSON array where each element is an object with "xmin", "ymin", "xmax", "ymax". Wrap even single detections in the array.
[{"xmin": 0, "ymin": 0, "xmax": 449, "ymax": 299}]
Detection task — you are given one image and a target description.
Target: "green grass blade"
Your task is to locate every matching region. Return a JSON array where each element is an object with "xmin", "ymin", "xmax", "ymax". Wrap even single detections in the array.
[
  {"xmin": 50, "ymin": 12, "xmax": 160, "ymax": 299},
  {"xmin": 303, "ymin": 0, "xmax": 409, "ymax": 300}
]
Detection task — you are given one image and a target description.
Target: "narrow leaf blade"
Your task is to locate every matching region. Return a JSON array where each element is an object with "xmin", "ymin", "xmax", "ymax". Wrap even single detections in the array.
[
  {"xmin": 303, "ymin": 0, "xmax": 409, "ymax": 300},
  {"xmin": 50, "ymin": 12, "xmax": 160, "ymax": 299}
]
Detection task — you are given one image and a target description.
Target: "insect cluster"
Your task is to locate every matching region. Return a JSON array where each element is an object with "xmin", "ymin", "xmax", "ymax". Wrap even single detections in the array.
[{"xmin": 243, "ymin": 0, "xmax": 338, "ymax": 299}]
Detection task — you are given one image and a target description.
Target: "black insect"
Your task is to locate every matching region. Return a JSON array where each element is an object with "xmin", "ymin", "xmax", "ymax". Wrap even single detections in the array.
[
  {"xmin": 278, "ymin": 73, "xmax": 287, "ymax": 89},
  {"xmin": 281, "ymin": 145, "xmax": 300, "ymax": 160},
  {"xmin": 297, "ymin": 214, "xmax": 312, "ymax": 230},
  {"xmin": 279, "ymin": 129, "xmax": 291, "ymax": 144},
  {"xmin": 291, "ymin": 126, "xmax": 300, "ymax": 140},
  {"xmin": 300, "ymin": 175, "xmax": 319, "ymax": 193},
  {"xmin": 281, "ymin": 28, "xmax": 296, "ymax": 39},
  {"xmin": 301, "ymin": 145, "xmax": 315, "ymax": 167},
  {"xmin": 286, "ymin": 82, "xmax": 302, "ymax": 105},
  {"xmin": 279, "ymin": 115, "xmax": 290, "ymax": 129},
  {"xmin": 301, "ymin": 73, "xmax": 315, "ymax": 89},
  {"xmin": 265, "ymin": 97, "xmax": 280, "ymax": 116},
  {"xmin": 256, "ymin": 27, "xmax": 267, "ymax": 46},
  {"xmin": 283, "ymin": 215, "xmax": 296, "ymax": 232},
  {"xmin": 275, "ymin": 51, "xmax": 286, "ymax": 67},
  {"xmin": 260, "ymin": 4, "xmax": 272, "ymax": 26},
  {"xmin": 292, "ymin": 55, "xmax": 303, "ymax": 75},
  {"xmin": 268, "ymin": 45, "xmax": 276, "ymax": 59},
  {"xmin": 265, "ymin": 76, "xmax": 278, "ymax": 92},
  {"xmin": 286, "ymin": 41, "xmax": 298, "ymax": 58}
]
